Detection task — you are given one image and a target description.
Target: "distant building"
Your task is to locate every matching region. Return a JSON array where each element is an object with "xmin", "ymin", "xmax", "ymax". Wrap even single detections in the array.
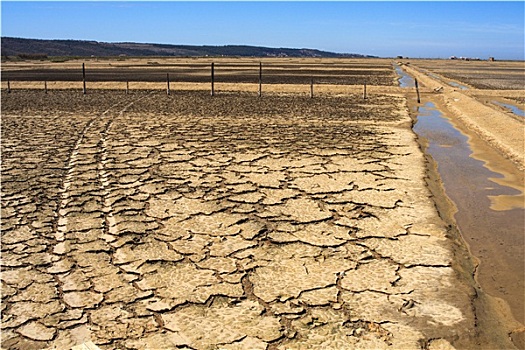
[{"xmin": 489, "ymin": 57, "xmax": 495, "ymax": 61}]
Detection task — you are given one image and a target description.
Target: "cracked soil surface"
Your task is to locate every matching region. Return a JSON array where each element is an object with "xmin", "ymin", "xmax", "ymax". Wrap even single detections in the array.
[{"xmin": 2, "ymin": 89, "xmax": 477, "ymax": 349}]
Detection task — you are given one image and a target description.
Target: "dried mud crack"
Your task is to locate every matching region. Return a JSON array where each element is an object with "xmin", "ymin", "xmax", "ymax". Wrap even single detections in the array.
[{"xmin": 2, "ymin": 89, "xmax": 476, "ymax": 349}]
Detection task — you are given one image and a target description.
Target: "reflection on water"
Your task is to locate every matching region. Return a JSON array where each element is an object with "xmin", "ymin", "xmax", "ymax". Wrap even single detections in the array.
[
  {"xmin": 393, "ymin": 63, "xmax": 414, "ymax": 88},
  {"xmin": 414, "ymin": 102, "xmax": 523, "ymax": 211},
  {"xmin": 492, "ymin": 100, "xmax": 525, "ymax": 117},
  {"xmin": 414, "ymin": 101, "xmax": 525, "ymax": 324},
  {"xmin": 447, "ymin": 81, "xmax": 469, "ymax": 90}
]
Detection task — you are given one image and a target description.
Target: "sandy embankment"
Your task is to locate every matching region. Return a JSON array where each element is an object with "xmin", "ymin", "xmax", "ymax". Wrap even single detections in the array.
[{"xmin": 402, "ymin": 64, "xmax": 524, "ymax": 171}]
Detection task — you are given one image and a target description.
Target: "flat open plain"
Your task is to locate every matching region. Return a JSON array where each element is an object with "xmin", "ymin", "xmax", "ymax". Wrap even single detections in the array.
[{"xmin": 1, "ymin": 58, "xmax": 523, "ymax": 349}]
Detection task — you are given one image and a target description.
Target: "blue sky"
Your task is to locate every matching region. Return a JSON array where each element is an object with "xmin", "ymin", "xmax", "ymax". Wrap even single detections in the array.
[{"xmin": 1, "ymin": 1, "xmax": 524, "ymax": 59}]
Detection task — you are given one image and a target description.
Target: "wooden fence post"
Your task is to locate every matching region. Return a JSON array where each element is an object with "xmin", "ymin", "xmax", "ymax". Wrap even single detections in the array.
[
  {"xmin": 258, "ymin": 62, "xmax": 262, "ymax": 97},
  {"xmin": 82, "ymin": 63, "xmax": 86, "ymax": 95},
  {"xmin": 167, "ymin": 73, "xmax": 170, "ymax": 95},
  {"xmin": 45, "ymin": 81, "xmax": 48, "ymax": 94},
  {"xmin": 211, "ymin": 62, "xmax": 215, "ymax": 96},
  {"xmin": 310, "ymin": 78, "xmax": 314, "ymax": 98},
  {"xmin": 415, "ymin": 78, "xmax": 420, "ymax": 103},
  {"xmin": 126, "ymin": 81, "xmax": 129, "ymax": 94},
  {"xmin": 363, "ymin": 82, "xmax": 367, "ymax": 100},
  {"xmin": 7, "ymin": 80, "xmax": 11, "ymax": 93}
]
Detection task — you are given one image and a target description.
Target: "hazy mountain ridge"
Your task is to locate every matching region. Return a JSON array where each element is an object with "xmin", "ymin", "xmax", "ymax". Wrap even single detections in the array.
[{"xmin": 1, "ymin": 37, "xmax": 375, "ymax": 58}]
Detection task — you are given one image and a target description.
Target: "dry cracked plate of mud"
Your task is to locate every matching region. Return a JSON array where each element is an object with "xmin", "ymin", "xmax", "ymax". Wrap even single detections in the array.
[{"xmin": 1, "ymin": 90, "xmax": 473, "ymax": 349}]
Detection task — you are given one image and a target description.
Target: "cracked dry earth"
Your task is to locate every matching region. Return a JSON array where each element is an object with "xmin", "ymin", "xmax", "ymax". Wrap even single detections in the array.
[{"xmin": 1, "ymin": 90, "xmax": 474, "ymax": 349}]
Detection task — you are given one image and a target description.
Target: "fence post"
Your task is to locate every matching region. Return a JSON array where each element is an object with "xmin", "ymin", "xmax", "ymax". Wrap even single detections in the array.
[
  {"xmin": 211, "ymin": 62, "xmax": 215, "ymax": 96},
  {"xmin": 82, "ymin": 63, "xmax": 86, "ymax": 95},
  {"xmin": 258, "ymin": 62, "xmax": 262, "ymax": 97},
  {"xmin": 415, "ymin": 78, "xmax": 420, "ymax": 103},
  {"xmin": 45, "ymin": 81, "xmax": 48, "ymax": 94},
  {"xmin": 310, "ymin": 78, "xmax": 314, "ymax": 98},
  {"xmin": 126, "ymin": 81, "xmax": 129, "ymax": 94},
  {"xmin": 7, "ymin": 80, "xmax": 11, "ymax": 93},
  {"xmin": 167, "ymin": 73, "xmax": 170, "ymax": 95},
  {"xmin": 363, "ymin": 82, "xmax": 367, "ymax": 100}
]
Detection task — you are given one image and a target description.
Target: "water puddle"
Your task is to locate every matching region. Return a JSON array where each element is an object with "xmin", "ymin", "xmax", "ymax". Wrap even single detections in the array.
[
  {"xmin": 447, "ymin": 81, "xmax": 469, "ymax": 90},
  {"xmin": 492, "ymin": 100, "xmax": 525, "ymax": 117},
  {"xmin": 415, "ymin": 102, "xmax": 524, "ymax": 210},
  {"xmin": 414, "ymin": 101, "xmax": 525, "ymax": 324}
]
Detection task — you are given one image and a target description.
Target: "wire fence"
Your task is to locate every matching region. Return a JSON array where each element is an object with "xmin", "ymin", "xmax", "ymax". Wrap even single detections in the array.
[{"xmin": 2, "ymin": 61, "xmax": 396, "ymax": 99}]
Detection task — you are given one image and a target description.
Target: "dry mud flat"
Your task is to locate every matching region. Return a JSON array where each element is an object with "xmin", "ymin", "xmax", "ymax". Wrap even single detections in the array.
[{"xmin": 2, "ymin": 90, "xmax": 476, "ymax": 349}]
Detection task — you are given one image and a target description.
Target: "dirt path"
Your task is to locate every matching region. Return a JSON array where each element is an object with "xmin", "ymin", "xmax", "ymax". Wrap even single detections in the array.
[{"xmin": 0, "ymin": 91, "xmax": 485, "ymax": 349}]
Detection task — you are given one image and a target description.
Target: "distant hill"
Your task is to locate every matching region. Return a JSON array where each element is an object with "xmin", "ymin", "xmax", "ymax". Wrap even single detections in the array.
[{"xmin": 1, "ymin": 37, "xmax": 375, "ymax": 58}]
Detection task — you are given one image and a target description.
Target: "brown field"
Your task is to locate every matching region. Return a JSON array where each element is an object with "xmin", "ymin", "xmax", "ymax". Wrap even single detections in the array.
[
  {"xmin": 1, "ymin": 58, "xmax": 523, "ymax": 350},
  {"xmin": 410, "ymin": 59, "xmax": 525, "ymax": 90},
  {"xmin": 1, "ymin": 57, "xmax": 396, "ymax": 85}
]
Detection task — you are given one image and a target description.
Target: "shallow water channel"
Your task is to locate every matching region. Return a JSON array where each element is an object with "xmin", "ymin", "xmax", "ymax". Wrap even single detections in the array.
[
  {"xmin": 447, "ymin": 81, "xmax": 469, "ymax": 90},
  {"xmin": 413, "ymin": 101, "xmax": 525, "ymax": 325},
  {"xmin": 393, "ymin": 63, "xmax": 414, "ymax": 88},
  {"xmin": 492, "ymin": 100, "xmax": 525, "ymax": 117}
]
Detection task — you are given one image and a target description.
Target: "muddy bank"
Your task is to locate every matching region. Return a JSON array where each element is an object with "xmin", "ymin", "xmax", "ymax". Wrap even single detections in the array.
[
  {"xmin": 402, "ymin": 75, "xmax": 524, "ymax": 348},
  {"xmin": 414, "ymin": 99, "xmax": 524, "ymax": 314}
]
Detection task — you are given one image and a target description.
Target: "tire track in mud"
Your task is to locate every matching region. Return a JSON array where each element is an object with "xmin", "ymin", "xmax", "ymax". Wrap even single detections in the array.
[
  {"xmin": 54, "ymin": 97, "xmax": 147, "ymax": 246},
  {"xmin": 47, "ymin": 93, "xmax": 156, "ymax": 347}
]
